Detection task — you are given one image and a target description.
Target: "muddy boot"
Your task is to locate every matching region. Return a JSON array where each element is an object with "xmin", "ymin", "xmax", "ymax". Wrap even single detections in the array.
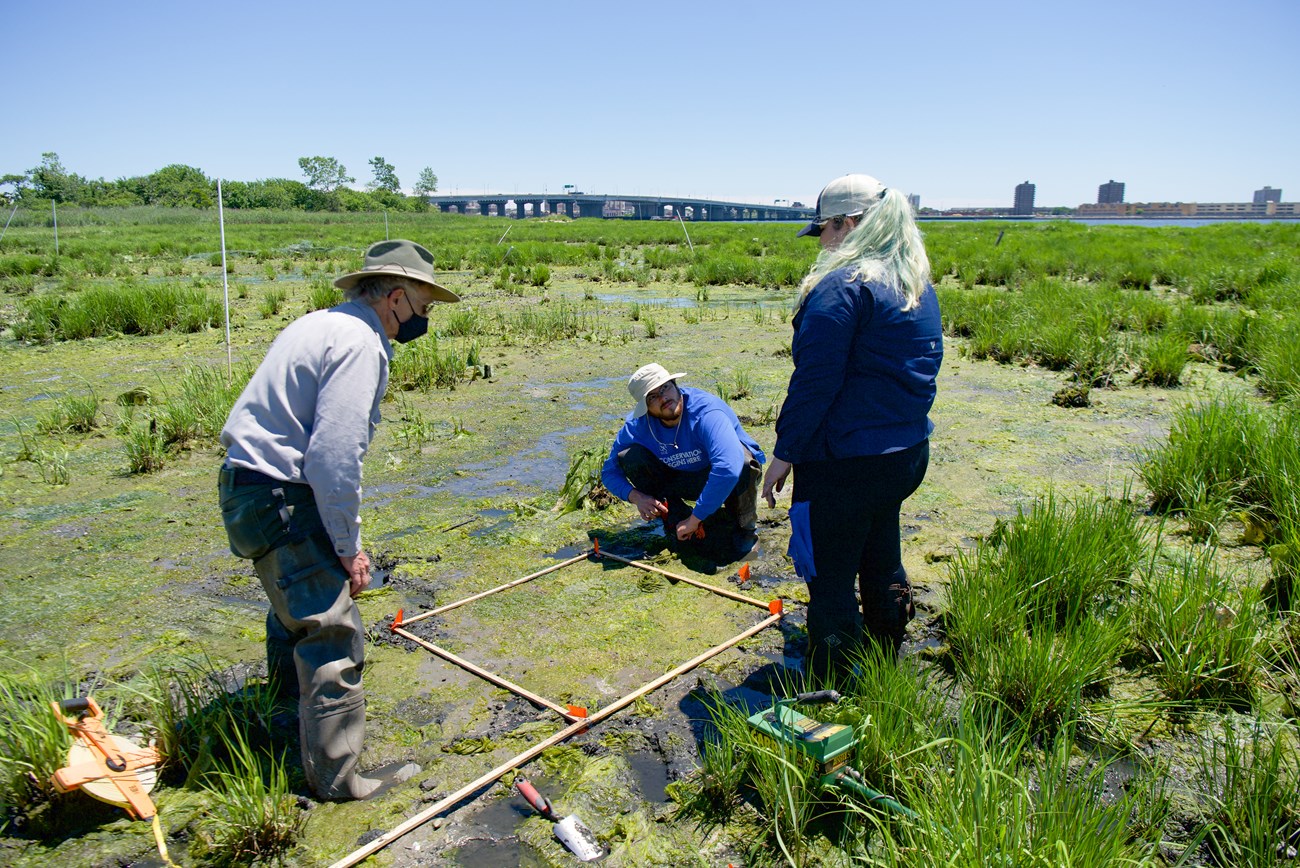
[
  {"xmin": 300, "ymin": 691, "xmax": 368, "ymax": 800},
  {"xmin": 805, "ymin": 601, "xmax": 863, "ymax": 688},
  {"xmin": 346, "ymin": 761, "xmax": 423, "ymax": 801},
  {"xmin": 864, "ymin": 580, "xmax": 915, "ymax": 657}
]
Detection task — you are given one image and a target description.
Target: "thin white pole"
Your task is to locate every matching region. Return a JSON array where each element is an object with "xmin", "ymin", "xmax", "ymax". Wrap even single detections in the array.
[
  {"xmin": 0, "ymin": 200, "xmax": 18, "ymax": 245},
  {"xmin": 52, "ymin": 201, "xmax": 58, "ymax": 255},
  {"xmin": 384, "ymin": 210, "xmax": 389, "ymax": 240},
  {"xmin": 676, "ymin": 211, "xmax": 694, "ymax": 253},
  {"xmin": 217, "ymin": 179, "xmax": 232, "ymax": 381}
]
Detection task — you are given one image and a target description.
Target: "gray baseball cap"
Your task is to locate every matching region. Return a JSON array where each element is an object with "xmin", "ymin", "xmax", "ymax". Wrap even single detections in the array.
[
  {"xmin": 334, "ymin": 239, "xmax": 460, "ymax": 302},
  {"xmin": 796, "ymin": 174, "xmax": 887, "ymax": 237}
]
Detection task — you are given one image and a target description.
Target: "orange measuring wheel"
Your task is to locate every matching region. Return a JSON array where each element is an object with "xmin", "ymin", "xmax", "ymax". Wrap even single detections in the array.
[{"xmin": 50, "ymin": 697, "xmax": 175, "ymax": 865}]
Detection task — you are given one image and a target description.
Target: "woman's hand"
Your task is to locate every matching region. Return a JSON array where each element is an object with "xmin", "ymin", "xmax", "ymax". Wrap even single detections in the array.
[{"xmin": 762, "ymin": 458, "xmax": 793, "ymax": 508}]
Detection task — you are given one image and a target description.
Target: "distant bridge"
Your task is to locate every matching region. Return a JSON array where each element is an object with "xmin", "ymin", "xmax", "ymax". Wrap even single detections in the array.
[{"xmin": 425, "ymin": 193, "xmax": 814, "ymax": 223}]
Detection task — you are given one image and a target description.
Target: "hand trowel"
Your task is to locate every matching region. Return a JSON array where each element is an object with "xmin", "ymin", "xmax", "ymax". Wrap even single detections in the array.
[{"xmin": 515, "ymin": 777, "xmax": 605, "ymax": 861}]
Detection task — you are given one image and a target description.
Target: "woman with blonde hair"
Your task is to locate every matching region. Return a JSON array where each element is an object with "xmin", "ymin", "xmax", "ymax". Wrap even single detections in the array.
[{"xmin": 762, "ymin": 174, "xmax": 943, "ymax": 682}]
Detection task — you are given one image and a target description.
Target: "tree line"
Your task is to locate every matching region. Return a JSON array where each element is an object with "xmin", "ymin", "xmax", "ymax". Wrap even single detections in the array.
[{"xmin": 0, "ymin": 153, "xmax": 439, "ymax": 212}]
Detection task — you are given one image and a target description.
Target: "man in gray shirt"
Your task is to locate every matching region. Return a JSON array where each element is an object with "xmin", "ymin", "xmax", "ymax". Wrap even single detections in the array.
[{"xmin": 219, "ymin": 239, "xmax": 458, "ymax": 800}]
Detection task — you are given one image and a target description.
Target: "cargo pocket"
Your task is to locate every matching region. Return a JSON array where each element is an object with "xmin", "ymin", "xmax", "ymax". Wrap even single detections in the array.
[
  {"xmin": 787, "ymin": 500, "xmax": 816, "ymax": 580},
  {"xmin": 221, "ymin": 487, "xmax": 292, "ymax": 561}
]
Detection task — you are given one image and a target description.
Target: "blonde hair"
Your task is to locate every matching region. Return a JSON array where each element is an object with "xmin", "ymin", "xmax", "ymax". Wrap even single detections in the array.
[{"xmin": 796, "ymin": 187, "xmax": 930, "ymax": 312}]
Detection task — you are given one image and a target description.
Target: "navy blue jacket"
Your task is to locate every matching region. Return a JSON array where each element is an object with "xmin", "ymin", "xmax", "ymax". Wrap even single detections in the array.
[{"xmin": 774, "ymin": 269, "xmax": 942, "ymax": 463}]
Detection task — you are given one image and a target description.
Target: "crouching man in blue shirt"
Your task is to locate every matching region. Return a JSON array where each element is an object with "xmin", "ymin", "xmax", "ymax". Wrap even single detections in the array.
[
  {"xmin": 601, "ymin": 363, "xmax": 765, "ymax": 566},
  {"xmin": 218, "ymin": 240, "xmax": 458, "ymax": 800}
]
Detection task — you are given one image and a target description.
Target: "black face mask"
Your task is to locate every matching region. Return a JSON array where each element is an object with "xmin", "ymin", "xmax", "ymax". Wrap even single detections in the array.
[
  {"xmin": 392, "ymin": 291, "xmax": 429, "ymax": 343},
  {"xmin": 395, "ymin": 311, "xmax": 429, "ymax": 343}
]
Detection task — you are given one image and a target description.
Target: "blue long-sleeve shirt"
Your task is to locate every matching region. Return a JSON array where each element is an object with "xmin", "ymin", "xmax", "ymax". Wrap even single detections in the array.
[
  {"xmin": 601, "ymin": 386, "xmax": 765, "ymax": 520},
  {"xmin": 774, "ymin": 269, "xmax": 942, "ymax": 464}
]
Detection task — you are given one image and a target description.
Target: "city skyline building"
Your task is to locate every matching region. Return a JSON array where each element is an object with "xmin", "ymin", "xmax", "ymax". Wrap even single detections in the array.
[
  {"xmin": 1013, "ymin": 181, "xmax": 1035, "ymax": 215},
  {"xmin": 1098, "ymin": 180, "xmax": 1125, "ymax": 204},
  {"xmin": 1254, "ymin": 186, "xmax": 1282, "ymax": 204}
]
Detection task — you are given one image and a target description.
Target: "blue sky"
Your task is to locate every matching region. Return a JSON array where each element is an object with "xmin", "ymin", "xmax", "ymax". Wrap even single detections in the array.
[{"xmin": 4, "ymin": 0, "xmax": 1296, "ymax": 209}]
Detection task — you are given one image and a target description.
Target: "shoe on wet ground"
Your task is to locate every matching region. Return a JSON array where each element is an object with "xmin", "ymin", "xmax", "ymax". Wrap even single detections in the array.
[{"xmin": 345, "ymin": 761, "xmax": 422, "ymax": 801}]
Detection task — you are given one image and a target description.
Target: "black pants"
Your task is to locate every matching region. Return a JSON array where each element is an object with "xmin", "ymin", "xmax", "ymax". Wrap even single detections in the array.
[
  {"xmin": 617, "ymin": 443, "xmax": 760, "ymax": 561},
  {"xmin": 792, "ymin": 440, "xmax": 928, "ymax": 682}
]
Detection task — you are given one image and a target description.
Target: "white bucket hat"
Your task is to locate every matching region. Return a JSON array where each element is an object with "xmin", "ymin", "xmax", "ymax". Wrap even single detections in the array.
[
  {"xmin": 796, "ymin": 174, "xmax": 888, "ymax": 237},
  {"xmin": 628, "ymin": 363, "xmax": 686, "ymax": 417}
]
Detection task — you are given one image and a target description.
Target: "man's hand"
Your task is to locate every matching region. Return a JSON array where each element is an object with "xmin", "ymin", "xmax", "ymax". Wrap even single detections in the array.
[
  {"xmin": 629, "ymin": 489, "xmax": 669, "ymax": 522},
  {"xmin": 675, "ymin": 514, "xmax": 703, "ymax": 541},
  {"xmin": 341, "ymin": 550, "xmax": 372, "ymax": 598},
  {"xmin": 762, "ymin": 458, "xmax": 793, "ymax": 508}
]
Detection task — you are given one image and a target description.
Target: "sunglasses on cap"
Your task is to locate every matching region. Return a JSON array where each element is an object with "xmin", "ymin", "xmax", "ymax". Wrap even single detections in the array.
[{"xmin": 807, "ymin": 214, "xmax": 858, "ymax": 237}]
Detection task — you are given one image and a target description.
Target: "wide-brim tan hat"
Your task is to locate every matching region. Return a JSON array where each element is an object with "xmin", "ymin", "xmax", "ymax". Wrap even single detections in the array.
[
  {"xmin": 629, "ymin": 362, "xmax": 686, "ymax": 417},
  {"xmin": 334, "ymin": 239, "xmax": 460, "ymax": 302}
]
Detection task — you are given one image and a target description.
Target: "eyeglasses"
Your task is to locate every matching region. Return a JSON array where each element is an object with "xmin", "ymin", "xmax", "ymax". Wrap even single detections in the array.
[{"xmin": 646, "ymin": 381, "xmax": 677, "ymax": 404}]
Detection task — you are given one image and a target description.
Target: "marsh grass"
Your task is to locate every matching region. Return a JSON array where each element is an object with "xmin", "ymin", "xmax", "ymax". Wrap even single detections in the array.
[
  {"xmin": 713, "ymin": 368, "xmax": 753, "ymax": 402},
  {"xmin": 391, "ymin": 400, "xmax": 439, "ymax": 450},
  {"xmin": 35, "ymin": 388, "xmax": 99, "ymax": 436},
  {"xmin": 191, "ymin": 724, "xmax": 306, "ymax": 866},
  {"xmin": 156, "ymin": 365, "xmax": 253, "ymax": 449},
  {"xmin": 944, "ymin": 492, "xmax": 1142, "ymax": 733},
  {"xmin": 121, "ymin": 365, "xmax": 251, "ymax": 472},
  {"xmin": 967, "ymin": 492, "xmax": 1143, "ymax": 629},
  {"xmin": 1249, "ymin": 315, "xmax": 1300, "ymax": 401},
  {"xmin": 832, "ymin": 645, "xmax": 946, "ymax": 796},
  {"xmin": 1194, "ymin": 716, "xmax": 1300, "ymax": 866},
  {"xmin": 499, "ymin": 301, "xmax": 607, "ymax": 344},
  {"xmin": 879, "ymin": 712, "xmax": 1169, "ymax": 866},
  {"xmin": 127, "ymin": 658, "xmax": 279, "ymax": 787},
  {"xmin": 1132, "ymin": 548, "xmax": 1264, "ymax": 708},
  {"xmin": 0, "ymin": 663, "xmax": 79, "ymax": 825},
  {"xmin": 305, "ymin": 278, "xmax": 339, "ymax": 312},
  {"xmin": 1267, "ymin": 614, "xmax": 1300, "ymax": 715},
  {"xmin": 1138, "ymin": 394, "xmax": 1264, "ymax": 517},
  {"xmin": 390, "ymin": 338, "xmax": 472, "ymax": 391},
  {"xmin": 439, "ymin": 305, "xmax": 485, "ymax": 337},
  {"xmin": 258, "ymin": 287, "xmax": 287, "ymax": 319},
  {"xmin": 1134, "ymin": 332, "xmax": 1189, "ymax": 387},
  {"xmin": 15, "ymin": 282, "xmax": 220, "ymax": 342},
  {"xmin": 124, "ymin": 421, "xmax": 167, "ymax": 474},
  {"xmin": 33, "ymin": 446, "xmax": 70, "ymax": 485}
]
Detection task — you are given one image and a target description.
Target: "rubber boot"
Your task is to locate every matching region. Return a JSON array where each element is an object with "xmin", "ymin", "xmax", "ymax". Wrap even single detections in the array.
[
  {"xmin": 300, "ymin": 691, "xmax": 368, "ymax": 800},
  {"xmin": 805, "ymin": 600, "xmax": 864, "ymax": 688},
  {"xmin": 864, "ymin": 578, "xmax": 915, "ymax": 657}
]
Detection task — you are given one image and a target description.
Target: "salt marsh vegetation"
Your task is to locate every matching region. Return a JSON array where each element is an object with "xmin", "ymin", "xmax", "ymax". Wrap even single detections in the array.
[{"xmin": 1, "ymin": 210, "xmax": 1298, "ymax": 865}]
